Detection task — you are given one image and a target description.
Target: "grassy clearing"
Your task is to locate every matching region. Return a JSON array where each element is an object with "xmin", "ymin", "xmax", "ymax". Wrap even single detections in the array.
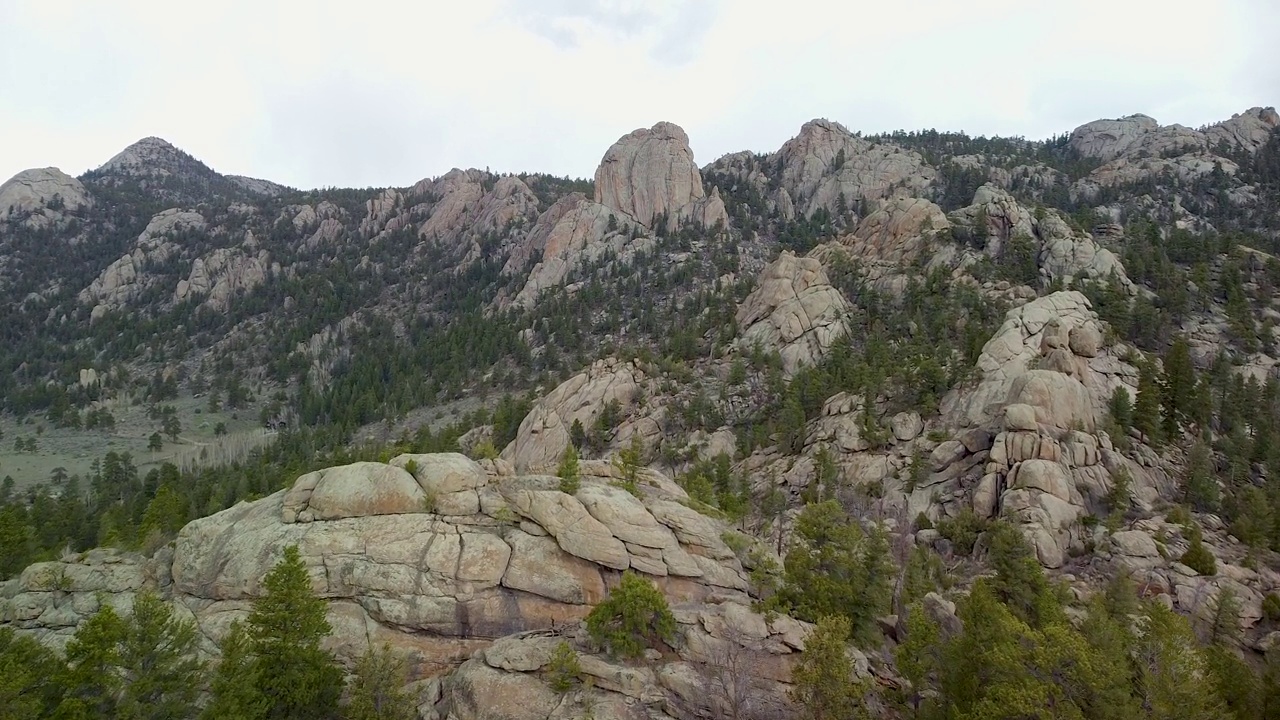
[{"xmin": 0, "ymin": 392, "xmax": 267, "ymax": 493}]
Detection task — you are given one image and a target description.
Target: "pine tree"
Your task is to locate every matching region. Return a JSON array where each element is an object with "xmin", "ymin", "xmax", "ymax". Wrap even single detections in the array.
[
  {"xmin": 345, "ymin": 644, "xmax": 417, "ymax": 720},
  {"xmin": 58, "ymin": 603, "xmax": 127, "ymax": 719},
  {"xmin": 1183, "ymin": 440, "xmax": 1220, "ymax": 512},
  {"xmin": 556, "ymin": 444, "xmax": 580, "ymax": 495},
  {"xmin": 1135, "ymin": 361, "xmax": 1165, "ymax": 444},
  {"xmin": 203, "ymin": 621, "xmax": 267, "ymax": 720},
  {"xmin": 789, "ymin": 615, "xmax": 867, "ymax": 720},
  {"xmin": 0, "ymin": 627, "xmax": 68, "ymax": 719},
  {"xmin": 116, "ymin": 590, "xmax": 204, "ymax": 720},
  {"xmin": 586, "ymin": 570, "xmax": 676, "ymax": 658},
  {"xmin": 1136, "ymin": 602, "xmax": 1227, "ymax": 719},
  {"xmin": 248, "ymin": 545, "xmax": 343, "ymax": 719}
]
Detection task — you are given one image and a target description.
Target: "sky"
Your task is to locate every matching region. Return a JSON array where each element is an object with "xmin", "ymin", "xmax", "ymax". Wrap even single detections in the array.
[{"xmin": 2, "ymin": 0, "xmax": 1276, "ymax": 190}]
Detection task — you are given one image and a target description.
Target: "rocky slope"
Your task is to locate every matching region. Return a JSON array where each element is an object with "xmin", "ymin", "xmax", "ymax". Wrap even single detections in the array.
[
  {"xmin": 3, "ymin": 103, "xmax": 1280, "ymax": 716},
  {"xmin": 2, "ymin": 453, "xmax": 816, "ymax": 719}
]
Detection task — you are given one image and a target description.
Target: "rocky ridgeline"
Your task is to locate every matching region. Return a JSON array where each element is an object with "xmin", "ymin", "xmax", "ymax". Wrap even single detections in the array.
[{"xmin": 1, "ymin": 453, "xmax": 821, "ymax": 720}]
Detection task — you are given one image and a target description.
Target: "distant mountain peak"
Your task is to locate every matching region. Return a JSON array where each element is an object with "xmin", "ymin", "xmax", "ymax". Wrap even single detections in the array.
[{"xmin": 95, "ymin": 136, "xmax": 216, "ymax": 180}]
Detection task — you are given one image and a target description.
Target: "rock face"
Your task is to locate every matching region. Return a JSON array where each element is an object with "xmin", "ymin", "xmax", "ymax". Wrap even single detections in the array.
[
  {"xmin": 1069, "ymin": 108, "xmax": 1280, "ymax": 163},
  {"xmin": 79, "ymin": 209, "xmax": 207, "ymax": 318},
  {"xmin": 508, "ymin": 194, "xmax": 654, "ymax": 308},
  {"xmin": 593, "ymin": 122, "xmax": 726, "ymax": 231},
  {"xmin": 736, "ymin": 252, "xmax": 851, "ymax": 378},
  {"xmin": 0, "ymin": 167, "xmax": 93, "ymax": 226},
  {"xmin": 502, "ymin": 359, "xmax": 645, "ymax": 472},
  {"xmin": 773, "ymin": 119, "xmax": 937, "ymax": 218},
  {"xmin": 174, "ymin": 244, "xmax": 271, "ymax": 311},
  {"xmin": 1067, "ymin": 108, "xmax": 1279, "ymax": 197},
  {"xmin": 1, "ymin": 454, "xmax": 769, "ymax": 689}
]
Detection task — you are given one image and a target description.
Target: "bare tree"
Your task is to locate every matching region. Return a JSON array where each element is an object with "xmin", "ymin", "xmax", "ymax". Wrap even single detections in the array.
[{"xmin": 698, "ymin": 625, "xmax": 769, "ymax": 720}]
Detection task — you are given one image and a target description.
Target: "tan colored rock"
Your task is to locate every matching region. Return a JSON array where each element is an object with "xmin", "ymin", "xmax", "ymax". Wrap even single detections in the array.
[
  {"xmin": 1069, "ymin": 324, "xmax": 1103, "ymax": 357},
  {"xmin": 289, "ymin": 462, "xmax": 426, "ymax": 521},
  {"xmin": 0, "ymin": 167, "xmax": 92, "ymax": 222},
  {"xmin": 736, "ymin": 252, "xmax": 851, "ymax": 378},
  {"xmin": 443, "ymin": 658, "xmax": 561, "ymax": 720},
  {"xmin": 842, "ymin": 196, "xmax": 949, "ymax": 266},
  {"xmin": 500, "ymin": 531, "xmax": 607, "ymax": 604},
  {"xmin": 576, "ymin": 485, "xmax": 676, "ymax": 549},
  {"xmin": 503, "ymin": 488, "xmax": 630, "ymax": 569},
  {"xmin": 891, "ymin": 412, "xmax": 923, "ymax": 442},
  {"xmin": 174, "ymin": 245, "xmax": 271, "ymax": 312},
  {"xmin": 390, "ymin": 453, "xmax": 488, "ymax": 495},
  {"xmin": 774, "ymin": 119, "xmax": 936, "ymax": 217},
  {"xmin": 508, "ymin": 193, "xmax": 655, "ymax": 308},
  {"xmin": 593, "ymin": 121, "xmax": 707, "ymax": 230},
  {"xmin": 1111, "ymin": 530, "xmax": 1159, "ymax": 558},
  {"xmin": 502, "ymin": 359, "xmax": 643, "ymax": 472},
  {"xmin": 1004, "ymin": 404, "xmax": 1037, "ymax": 432}
]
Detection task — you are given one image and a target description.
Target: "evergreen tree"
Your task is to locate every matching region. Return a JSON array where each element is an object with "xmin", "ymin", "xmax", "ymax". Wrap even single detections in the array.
[
  {"xmin": 58, "ymin": 603, "xmax": 127, "ymax": 719},
  {"xmin": 0, "ymin": 627, "xmax": 68, "ymax": 719},
  {"xmin": 202, "ymin": 621, "xmax": 267, "ymax": 720},
  {"xmin": 556, "ymin": 444, "xmax": 580, "ymax": 495},
  {"xmin": 773, "ymin": 500, "xmax": 892, "ymax": 644},
  {"xmin": 248, "ymin": 545, "xmax": 343, "ymax": 719},
  {"xmin": 789, "ymin": 615, "xmax": 867, "ymax": 720},
  {"xmin": 1183, "ymin": 439, "xmax": 1220, "ymax": 512},
  {"xmin": 1135, "ymin": 602, "xmax": 1227, "ymax": 719},
  {"xmin": 345, "ymin": 644, "xmax": 417, "ymax": 720},
  {"xmin": 1134, "ymin": 361, "xmax": 1165, "ymax": 444},
  {"xmin": 586, "ymin": 570, "xmax": 676, "ymax": 658},
  {"xmin": 116, "ymin": 590, "xmax": 203, "ymax": 720}
]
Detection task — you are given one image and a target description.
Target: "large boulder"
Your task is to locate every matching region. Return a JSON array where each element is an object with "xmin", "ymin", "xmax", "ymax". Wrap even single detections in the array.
[
  {"xmin": 502, "ymin": 358, "xmax": 644, "ymax": 472},
  {"xmin": 0, "ymin": 167, "xmax": 93, "ymax": 225},
  {"xmin": 736, "ymin": 252, "xmax": 851, "ymax": 378},
  {"xmin": 773, "ymin": 119, "xmax": 937, "ymax": 218},
  {"xmin": 593, "ymin": 121, "xmax": 724, "ymax": 231},
  {"xmin": 283, "ymin": 461, "xmax": 425, "ymax": 522}
]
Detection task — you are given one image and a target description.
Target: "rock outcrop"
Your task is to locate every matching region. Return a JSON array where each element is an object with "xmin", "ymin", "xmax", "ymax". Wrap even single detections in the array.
[
  {"xmin": 773, "ymin": 119, "xmax": 937, "ymax": 218},
  {"xmin": 0, "ymin": 167, "xmax": 93, "ymax": 227},
  {"xmin": 1, "ymin": 452, "xmax": 787, "ymax": 695},
  {"xmin": 508, "ymin": 194, "xmax": 654, "ymax": 308},
  {"xmin": 736, "ymin": 252, "xmax": 851, "ymax": 378},
  {"xmin": 503, "ymin": 359, "xmax": 646, "ymax": 472},
  {"xmin": 79, "ymin": 209, "xmax": 207, "ymax": 319},
  {"xmin": 593, "ymin": 122, "xmax": 726, "ymax": 231},
  {"xmin": 1069, "ymin": 108, "xmax": 1280, "ymax": 162},
  {"xmin": 174, "ymin": 242, "xmax": 272, "ymax": 311}
]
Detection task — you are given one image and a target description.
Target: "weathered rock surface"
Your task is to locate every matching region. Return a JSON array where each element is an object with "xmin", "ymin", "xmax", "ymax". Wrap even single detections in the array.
[
  {"xmin": 593, "ymin": 122, "xmax": 725, "ymax": 231},
  {"xmin": 774, "ymin": 119, "xmax": 937, "ymax": 218},
  {"xmin": 508, "ymin": 194, "xmax": 654, "ymax": 308},
  {"xmin": 503, "ymin": 358, "xmax": 645, "ymax": 472},
  {"xmin": 174, "ymin": 244, "xmax": 271, "ymax": 311},
  {"xmin": 2, "ymin": 454, "xmax": 756, "ymax": 684},
  {"xmin": 0, "ymin": 167, "xmax": 93, "ymax": 225},
  {"xmin": 79, "ymin": 209, "xmax": 207, "ymax": 318},
  {"xmin": 736, "ymin": 252, "xmax": 851, "ymax": 378}
]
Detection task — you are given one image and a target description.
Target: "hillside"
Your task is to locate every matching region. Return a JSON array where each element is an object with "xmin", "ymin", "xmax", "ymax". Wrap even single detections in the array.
[{"xmin": 3, "ymin": 105, "xmax": 1280, "ymax": 718}]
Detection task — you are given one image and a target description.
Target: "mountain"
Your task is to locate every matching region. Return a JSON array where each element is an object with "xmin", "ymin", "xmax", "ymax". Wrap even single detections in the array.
[{"xmin": 3, "ymin": 107, "xmax": 1280, "ymax": 718}]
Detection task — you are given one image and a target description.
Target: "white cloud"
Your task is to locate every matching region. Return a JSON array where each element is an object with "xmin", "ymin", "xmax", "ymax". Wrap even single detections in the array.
[{"xmin": 0, "ymin": 0, "xmax": 1274, "ymax": 189}]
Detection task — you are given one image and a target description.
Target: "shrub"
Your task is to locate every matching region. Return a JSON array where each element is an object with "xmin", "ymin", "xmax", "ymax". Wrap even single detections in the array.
[
  {"xmin": 937, "ymin": 508, "xmax": 988, "ymax": 555},
  {"xmin": 546, "ymin": 641, "xmax": 582, "ymax": 693},
  {"xmin": 1180, "ymin": 528, "xmax": 1217, "ymax": 576},
  {"xmin": 1263, "ymin": 593, "xmax": 1280, "ymax": 622},
  {"xmin": 915, "ymin": 512, "xmax": 933, "ymax": 531},
  {"xmin": 586, "ymin": 571, "xmax": 676, "ymax": 658}
]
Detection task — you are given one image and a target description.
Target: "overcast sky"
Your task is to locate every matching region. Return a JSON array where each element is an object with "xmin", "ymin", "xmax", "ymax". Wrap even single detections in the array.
[{"xmin": 2, "ymin": 0, "xmax": 1276, "ymax": 190}]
